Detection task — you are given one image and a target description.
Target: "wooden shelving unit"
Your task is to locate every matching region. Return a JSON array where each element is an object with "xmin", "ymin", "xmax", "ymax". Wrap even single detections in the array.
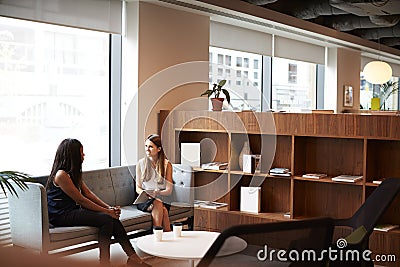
[{"xmin": 160, "ymin": 110, "xmax": 400, "ymax": 261}]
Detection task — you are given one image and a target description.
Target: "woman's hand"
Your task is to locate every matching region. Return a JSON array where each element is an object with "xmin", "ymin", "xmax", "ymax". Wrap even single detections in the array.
[{"xmin": 107, "ymin": 206, "xmax": 121, "ymax": 219}]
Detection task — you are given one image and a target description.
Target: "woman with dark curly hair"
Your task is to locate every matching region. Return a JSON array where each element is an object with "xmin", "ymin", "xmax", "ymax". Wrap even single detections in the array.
[{"xmin": 46, "ymin": 138, "xmax": 150, "ymax": 267}]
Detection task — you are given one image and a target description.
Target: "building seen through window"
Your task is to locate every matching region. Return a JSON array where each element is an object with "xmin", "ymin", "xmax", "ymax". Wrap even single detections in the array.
[{"xmin": 0, "ymin": 17, "xmax": 110, "ymax": 175}]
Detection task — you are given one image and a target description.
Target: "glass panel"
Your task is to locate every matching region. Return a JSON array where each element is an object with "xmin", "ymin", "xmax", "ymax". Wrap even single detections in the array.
[
  {"xmin": 209, "ymin": 46, "xmax": 262, "ymax": 111},
  {"xmin": 360, "ymin": 74, "xmax": 399, "ymax": 110},
  {"xmin": 272, "ymin": 57, "xmax": 316, "ymax": 111},
  {"xmin": 0, "ymin": 17, "xmax": 110, "ymax": 175}
]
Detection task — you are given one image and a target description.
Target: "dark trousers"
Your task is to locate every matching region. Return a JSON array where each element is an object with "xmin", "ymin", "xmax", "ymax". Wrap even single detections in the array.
[{"xmin": 51, "ymin": 208, "xmax": 135, "ymax": 263}]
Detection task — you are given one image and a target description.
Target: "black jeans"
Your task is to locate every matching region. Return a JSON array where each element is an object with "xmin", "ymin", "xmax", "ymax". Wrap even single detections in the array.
[{"xmin": 51, "ymin": 208, "xmax": 135, "ymax": 263}]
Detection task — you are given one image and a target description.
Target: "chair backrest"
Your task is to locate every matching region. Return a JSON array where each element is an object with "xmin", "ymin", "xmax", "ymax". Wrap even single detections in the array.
[
  {"xmin": 348, "ymin": 177, "xmax": 400, "ymax": 233},
  {"xmin": 170, "ymin": 164, "xmax": 194, "ymax": 206},
  {"xmin": 198, "ymin": 217, "xmax": 334, "ymax": 267}
]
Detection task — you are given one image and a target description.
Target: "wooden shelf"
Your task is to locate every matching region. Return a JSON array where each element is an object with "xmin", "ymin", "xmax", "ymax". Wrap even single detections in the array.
[{"xmin": 161, "ymin": 110, "xmax": 400, "ymax": 257}]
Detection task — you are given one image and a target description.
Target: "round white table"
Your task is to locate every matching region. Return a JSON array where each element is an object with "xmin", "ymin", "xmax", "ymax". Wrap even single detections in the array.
[{"xmin": 136, "ymin": 231, "xmax": 247, "ymax": 267}]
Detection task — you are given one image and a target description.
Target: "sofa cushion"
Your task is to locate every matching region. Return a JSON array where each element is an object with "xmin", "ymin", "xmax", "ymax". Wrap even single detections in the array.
[
  {"xmin": 119, "ymin": 205, "xmax": 152, "ymax": 227},
  {"xmin": 109, "ymin": 166, "xmax": 136, "ymax": 206},
  {"xmin": 83, "ymin": 169, "xmax": 115, "ymax": 206},
  {"xmin": 169, "ymin": 203, "xmax": 193, "ymax": 216},
  {"xmin": 49, "ymin": 226, "xmax": 97, "ymax": 242}
]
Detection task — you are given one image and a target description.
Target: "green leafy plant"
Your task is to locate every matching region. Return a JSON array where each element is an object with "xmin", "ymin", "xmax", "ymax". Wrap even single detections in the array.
[
  {"xmin": 376, "ymin": 81, "xmax": 399, "ymax": 110},
  {"xmin": 0, "ymin": 171, "xmax": 31, "ymax": 197},
  {"xmin": 201, "ymin": 79, "xmax": 231, "ymax": 103}
]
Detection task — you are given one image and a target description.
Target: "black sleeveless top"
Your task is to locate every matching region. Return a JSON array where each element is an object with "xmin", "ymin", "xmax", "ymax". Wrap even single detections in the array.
[{"xmin": 47, "ymin": 172, "xmax": 80, "ymax": 223}]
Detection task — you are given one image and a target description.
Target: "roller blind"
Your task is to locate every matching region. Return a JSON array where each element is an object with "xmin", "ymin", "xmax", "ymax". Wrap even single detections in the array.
[
  {"xmin": 210, "ymin": 21, "xmax": 272, "ymax": 56},
  {"xmin": 0, "ymin": 0, "xmax": 122, "ymax": 34},
  {"xmin": 362, "ymin": 56, "xmax": 400, "ymax": 77},
  {"xmin": 274, "ymin": 36, "xmax": 325, "ymax": 65}
]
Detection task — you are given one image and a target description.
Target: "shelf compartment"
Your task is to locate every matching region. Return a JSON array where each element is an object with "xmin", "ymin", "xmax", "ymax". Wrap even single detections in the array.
[
  {"xmin": 293, "ymin": 136, "xmax": 363, "ymax": 178},
  {"xmin": 193, "ymin": 171, "xmax": 229, "ymax": 205},
  {"xmin": 230, "ymin": 174, "xmax": 290, "ymax": 213},
  {"xmin": 176, "ymin": 130, "xmax": 229, "ymax": 164},
  {"xmin": 293, "ymin": 180, "xmax": 362, "ymax": 219},
  {"xmin": 366, "ymin": 139, "xmax": 400, "ymax": 183}
]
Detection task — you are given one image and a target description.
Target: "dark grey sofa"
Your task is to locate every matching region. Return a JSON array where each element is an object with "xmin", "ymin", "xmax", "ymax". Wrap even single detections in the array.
[{"xmin": 8, "ymin": 164, "xmax": 194, "ymax": 256}]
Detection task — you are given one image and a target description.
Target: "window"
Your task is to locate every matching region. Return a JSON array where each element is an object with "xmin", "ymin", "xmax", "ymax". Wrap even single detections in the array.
[
  {"xmin": 360, "ymin": 75, "xmax": 399, "ymax": 110},
  {"xmin": 254, "ymin": 59, "xmax": 259, "ymax": 69},
  {"xmin": 225, "ymin": 55, "xmax": 231, "ymax": 66},
  {"xmin": 244, "ymin": 58, "xmax": 249, "ymax": 68},
  {"xmin": 236, "ymin": 57, "xmax": 242, "ymax": 67},
  {"xmin": 0, "ymin": 17, "xmax": 110, "ymax": 175},
  {"xmin": 254, "ymin": 72, "xmax": 258, "ymax": 79},
  {"xmin": 209, "ymin": 46, "xmax": 262, "ymax": 111},
  {"xmin": 218, "ymin": 54, "xmax": 223, "ymax": 65},
  {"xmin": 271, "ymin": 57, "xmax": 316, "ymax": 111},
  {"xmin": 288, "ymin": 63, "xmax": 297, "ymax": 83}
]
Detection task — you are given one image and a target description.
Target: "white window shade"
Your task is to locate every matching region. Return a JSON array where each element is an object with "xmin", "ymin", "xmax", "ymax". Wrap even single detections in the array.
[
  {"xmin": 0, "ymin": 0, "xmax": 122, "ymax": 34},
  {"xmin": 274, "ymin": 36, "xmax": 325, "ymax": 65},
  {"xmin": 362, "ymin": 56, "xmax": 400, "ymax": 78},
  {"xmin": 210, "ymin": 21, "xmax": 272, "ymax": 56}
]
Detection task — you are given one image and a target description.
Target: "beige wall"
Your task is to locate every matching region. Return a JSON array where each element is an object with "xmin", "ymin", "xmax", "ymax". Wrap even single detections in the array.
[
  {"xmin": 337, "ymin": 48, "xmax": 361, "ymax": 112},
  {"xmin": 137, "ymin": 2, "xmax": 209, "ymax": 159}
]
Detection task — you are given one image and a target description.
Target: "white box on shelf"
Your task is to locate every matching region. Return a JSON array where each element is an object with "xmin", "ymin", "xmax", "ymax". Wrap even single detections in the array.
[
  {"xmin": 240, "ymin": 187, "xmax": 261, "ymax": 213},
  {"xmin": 243, "ymin": 154, "xmax": 261, "ymax": 173},
  {"xmin": 180, "ymin": 143, "xmax": 200, "ymax": 167}
]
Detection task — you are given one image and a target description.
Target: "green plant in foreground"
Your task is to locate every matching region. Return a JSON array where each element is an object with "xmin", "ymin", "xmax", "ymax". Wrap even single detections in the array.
[{"xmin": 0, "ymin": 171, "xmax": 31, "ymax": 197}]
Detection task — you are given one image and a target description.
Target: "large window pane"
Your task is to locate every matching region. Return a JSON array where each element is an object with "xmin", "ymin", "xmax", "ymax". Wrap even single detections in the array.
[
  {"xmin": 272, "ymin": 57, "xmax": 316, "ymax": 111},
  {"xmin": 360, "ymin": 74, "xmax": 399, "ymax": 110},
  {"xmin": 209, "ymin": 46, "xmax": 262, "ymax": 111},
  {"xmin": 0, "ymin": 17, "xmax": 109, "ymax": 175}
]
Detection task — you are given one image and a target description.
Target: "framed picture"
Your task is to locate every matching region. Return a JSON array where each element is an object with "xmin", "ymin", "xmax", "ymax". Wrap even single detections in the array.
[{"xmin": 344, "ymin": 85, "xmax": 353, "ymax": 107}]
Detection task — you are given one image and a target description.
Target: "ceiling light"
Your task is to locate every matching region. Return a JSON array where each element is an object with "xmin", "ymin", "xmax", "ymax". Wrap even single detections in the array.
[{"xmin": 363, "ymin": 61, "xmax": 392, "ymax": 84}]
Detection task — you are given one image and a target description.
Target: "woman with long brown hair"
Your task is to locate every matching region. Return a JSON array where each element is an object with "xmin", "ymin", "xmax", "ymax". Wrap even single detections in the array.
[{"xmin": 136, "ymin": 134, "xmax": 173, "ymax": 231}]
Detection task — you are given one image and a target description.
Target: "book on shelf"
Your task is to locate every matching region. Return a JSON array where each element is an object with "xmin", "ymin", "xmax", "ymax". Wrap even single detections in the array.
[
  {"xmin": 302, "ymin": 173, "xmax": 327, "ymax": 179},
  {"xmin": 269, "ymin": 167, "xmax": 291, "ymax": 177},
  {"xmin": 332, "ymin": 175, "xmax": 363, "ymax": 183},
  {"xmin": 194, "ymin": 200, "xmax": 228, "ymax": 210},
  {"xmin": 283, "ymin": 211, "xmax": 291, "ymax": 218},
  {"xmin": 374, "ymin": 224, "xmax": 399, "ymax": 232},
  {"xmin": 201, "ymin": 162, "xmax": 228, "ymax": 170},
  {"xmin": 372, "ymin": 178, "xmax": 386, "ymax": 185}
]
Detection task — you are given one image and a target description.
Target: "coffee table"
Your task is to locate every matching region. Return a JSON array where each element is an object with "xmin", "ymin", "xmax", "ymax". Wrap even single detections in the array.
[{"xmin": 136, "ymin": 231, "xmax": 247, "ymax": 267}]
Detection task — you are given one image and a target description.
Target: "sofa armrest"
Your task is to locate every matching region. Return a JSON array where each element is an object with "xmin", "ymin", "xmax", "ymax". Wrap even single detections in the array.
[{"xmin": 8, "ymin": 182, "xmax": 50, "ymax": 252}]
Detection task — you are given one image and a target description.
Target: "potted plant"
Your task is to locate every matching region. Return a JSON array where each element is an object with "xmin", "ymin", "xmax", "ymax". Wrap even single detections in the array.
[
  {"xmin": 0, "ymin": 171, "xmax": 31, "ymax": 197},
  {"xmin": 201, "ymin": 79, "xmax": 231, "ymax": 111}
]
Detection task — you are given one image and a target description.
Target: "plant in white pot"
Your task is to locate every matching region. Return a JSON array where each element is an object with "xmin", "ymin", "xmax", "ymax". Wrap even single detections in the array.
[{"xmin": 201, "ymin": 79, "xmax": 231, "ymax": 111}]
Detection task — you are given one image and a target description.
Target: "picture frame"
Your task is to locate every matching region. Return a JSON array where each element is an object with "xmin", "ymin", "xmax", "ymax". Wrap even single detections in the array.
[{"xmin": 344, "ymin": 85, "xmax": 353, "ymax": 107}]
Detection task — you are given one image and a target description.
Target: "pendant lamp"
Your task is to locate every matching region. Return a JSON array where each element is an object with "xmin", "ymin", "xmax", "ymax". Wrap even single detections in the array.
[{"xmin": 363, "ymin": 60, "xmax": 392, "ymax": 84}]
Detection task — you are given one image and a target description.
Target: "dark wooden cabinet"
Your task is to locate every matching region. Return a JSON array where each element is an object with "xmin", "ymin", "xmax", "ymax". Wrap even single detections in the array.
[{"xmin": 160, "ymin": 110, "xmax": 400, "ymax": 261}]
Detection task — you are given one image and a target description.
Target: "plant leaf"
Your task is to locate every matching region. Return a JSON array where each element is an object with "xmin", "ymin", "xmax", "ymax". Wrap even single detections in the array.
[
  {"xmin": 0, "ymin": 171, "xmax": 31, "ymax": 197},
  {"xmin": 218, "ymin": 79, "xmax": 226, "ymax": 87},
  {"xmin": 222, "ymin": 89, "xmax": 230, "ymax": 103}
]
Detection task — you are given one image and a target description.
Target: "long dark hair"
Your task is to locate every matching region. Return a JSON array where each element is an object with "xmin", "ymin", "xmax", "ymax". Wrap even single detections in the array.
[
  {"xmin": 143, "ymin": 134, "xmax": 166, "ymax": 183},
  {"xmin": 46, "ymin": 138, "xmax": 83, "ymax": 190}
]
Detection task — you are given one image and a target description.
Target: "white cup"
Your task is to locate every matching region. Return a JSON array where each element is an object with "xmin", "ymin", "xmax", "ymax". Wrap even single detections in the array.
[
  {"xmin": 153, "ymin": 226, "xmax": 163, "ymax": 242},
  {"xmin": 173, "ymin": 222, "xmax": 182, "ymax": 238}
]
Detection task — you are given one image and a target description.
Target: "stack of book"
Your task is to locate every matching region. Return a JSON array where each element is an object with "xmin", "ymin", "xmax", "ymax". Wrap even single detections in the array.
[
  {"xmin": 302, "ymin": 173, "xmax": 327, "ymax": 179},
  {"xmin": 201, "ymin": 162, "xmax": 228, "ymax": 170},
  {"xmin": 193, "ymin": 200, "xmax": 228, "ymax": 210},
  {"xmin": 269, "ymin": 168, "xmax": 291, "ymax": 177},
  {"xmin": 332, "ymin": 175, "xmax": 363, "ymax": 183},
  {"xmin": 374, "ymin": 224, "xmax": 399, "ymax": 232}
]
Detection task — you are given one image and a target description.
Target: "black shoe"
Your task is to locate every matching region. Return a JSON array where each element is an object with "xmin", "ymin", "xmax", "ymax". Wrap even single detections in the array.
[{"xmin": 126, "ymin": 257, "xmax": 151, "ymax": 267}]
